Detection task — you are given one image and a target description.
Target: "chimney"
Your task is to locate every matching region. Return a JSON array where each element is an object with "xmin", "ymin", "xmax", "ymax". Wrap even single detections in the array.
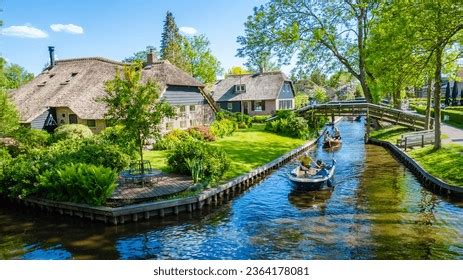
[
  {"xmin": 48, "ymin": 46, "xmax": 55, "ymax": 68},
  {"xmin": 146, "ymin": 48, "xmax": 157, "ymax": 65}
]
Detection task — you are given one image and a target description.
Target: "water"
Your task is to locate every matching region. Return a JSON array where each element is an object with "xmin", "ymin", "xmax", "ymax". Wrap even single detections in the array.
[{"xmin": 1, "ymin": 121, "xmax": 462, "ymax": 260}]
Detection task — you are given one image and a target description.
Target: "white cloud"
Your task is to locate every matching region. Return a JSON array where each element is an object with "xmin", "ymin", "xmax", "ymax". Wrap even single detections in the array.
[
  {"xmin": 0, "ymin": 25, "xmax": 48, "ymax": 38},
  {"xmin": 179, "ymin": 26, "xmax": 197, "ymax": 36},
  {"xmin": 50, "ymin": 23, "xmax": 84, "ymax": 34}
]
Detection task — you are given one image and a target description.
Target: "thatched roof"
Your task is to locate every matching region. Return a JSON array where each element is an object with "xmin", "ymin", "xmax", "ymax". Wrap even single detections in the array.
[
  {"xmin": 10, "ymin": 57, "xmax": 204, "ymax": 122},
  {"xmin": 211, "ymin": 72, "xmax": 292, "ymax": 102}
]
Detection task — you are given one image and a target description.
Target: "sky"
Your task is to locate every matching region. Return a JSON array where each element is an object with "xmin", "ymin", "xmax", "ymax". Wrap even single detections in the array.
[{"xmin": 0, "ymin": 0, "xmax": 294, "ymax": 76}]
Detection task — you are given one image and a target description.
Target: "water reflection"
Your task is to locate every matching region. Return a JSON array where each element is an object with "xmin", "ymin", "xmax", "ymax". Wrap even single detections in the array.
[{"xmin": 1, "ymin": 120, "xmax": 462, "ymax": 259}]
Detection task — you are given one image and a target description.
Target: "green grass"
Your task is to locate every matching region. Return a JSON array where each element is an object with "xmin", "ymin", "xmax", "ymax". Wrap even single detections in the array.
[
  {"xmin": 408, "ymin": 144, "xmax": 463, "ymax": 186},
  {"xmin": 369, "ymin": 125, "xmax": 412, "ymax": 143},
  {"xmin": 144, "ymin": 124, "xmax": 307, "ymax": 181}
]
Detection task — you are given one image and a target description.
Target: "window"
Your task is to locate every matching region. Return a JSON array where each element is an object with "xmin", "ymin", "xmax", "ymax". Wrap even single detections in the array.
[
  {"xmin": 190, "ymin": 119, "xmax": 194, "ymax": 126},
  {"xmin": 87, "ymin": 119, "xmax": 96, "ymax": 127},
  {"xmin": 189, "ymin": 105, "xmax": 196, "ymax": 112},
  {"xmin": 71, "ymin": 72, "xmax": 78, "ymax": 77},
  {"xmin": 166, "ymin": 122, "xmax": 173, "ymax": 130},
  {"xmin": 253, "ymin": 100, "xmax": 265, "ymax": 112},
  {"xmin": 179, "ymin": 105, "xmax": 186, "ymax": 113},
  {"xmin": 235, "ymin": 84, "xmax": 246, "ymax": 93},
  {"xmin": 180, "ymin": 120, "xmax": 187, "ymax": 128},
  {"xmin": 227, "ymin": 102, "xmax": 233, "ymax": 111},
  {"xmin": 69, "ymin": 114, "xmax": 78, "ymax": 124},
  {"xmin": 279, "ymin": 100, "xmax": 293, "ymax": 110}
]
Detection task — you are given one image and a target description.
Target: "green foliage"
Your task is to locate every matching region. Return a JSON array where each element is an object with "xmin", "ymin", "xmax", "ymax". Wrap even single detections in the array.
[
  {"xmin": 265, "ymin": 111, "xmax": 316, "ymax": 139},
  {"xmin": 0, "ymin": 148, "xmax": 11, "ymax": 174},
  {"xmin": 103, "ymin": 63, "xmax": 175, "ymax": 171},
  {"xmin": 167, "ymin": 139, "xmax": 230, "ymax": 183},
  {"xmin": 0, "ymin": 57, "xmax": 34, "ymax": 91},
  {"xmin": 38, "ymin": 163, "xmax": 117, "ymax": 206},
  {"xmin": 0, "ymin": 89, "xmax": 19, "ymax": 137},
  {"xmin": 295, "ymin": 94, "xmax": 308, "ymax": 109},
  {"xmin": 252, "ymin": 115, "xmax": 271, "ymax": 123},
  {"xmin": 53, "ymin": 124, "xmax": 93, "ymax": 142},
  {"xmin": 153, "ymin": 129, "xmax": 191, "ymax": 150},
  {"xmin": 97, "ymin": 125, "xmax": 137, "ymax": 156},
  {"xmin": 183, "ymin": 34, "xmax": 223, "ymax": 84},
  {"xmin": 226, "ymin": 66, "xmax": 252, "ymax": 76},
  {"xmin": 210, "ymin": 119, "xmax": 237, "ymax": 138}
]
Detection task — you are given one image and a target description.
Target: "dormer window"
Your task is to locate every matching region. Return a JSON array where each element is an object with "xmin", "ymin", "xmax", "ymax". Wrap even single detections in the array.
[{"xmin": 235, "ymin": 84, "xmax": 246, "ymax": 93}]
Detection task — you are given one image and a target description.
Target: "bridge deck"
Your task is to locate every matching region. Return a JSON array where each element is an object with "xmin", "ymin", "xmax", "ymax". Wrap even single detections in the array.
[{"xmin": 298, "ymin": 102, "xmax": 432, "ymax": 130}]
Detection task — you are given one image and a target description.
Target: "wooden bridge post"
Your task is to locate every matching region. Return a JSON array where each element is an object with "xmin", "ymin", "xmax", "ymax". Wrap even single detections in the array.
[
  {"xmin": 365, "ymin": 108, "xmax": 370, "ymax": 143},
  {"xmin": 331, "ymin": 112, "xmax": 335, "ymax": 125}
]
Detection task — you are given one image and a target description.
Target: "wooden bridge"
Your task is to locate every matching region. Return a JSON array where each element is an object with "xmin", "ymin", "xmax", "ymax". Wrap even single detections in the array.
[{"xmin": 297, "ymin": 101, "xmax": 433, "ymax": 131}]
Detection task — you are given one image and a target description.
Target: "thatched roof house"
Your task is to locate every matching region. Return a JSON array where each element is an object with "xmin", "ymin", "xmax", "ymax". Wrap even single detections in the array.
[
  {"xmin": 11, "ymin": 51, "xmax": 217, "ymax": 133},
  {"xmin": 211, "ymin": 72, "xmax": 295, "ymax": 116}
]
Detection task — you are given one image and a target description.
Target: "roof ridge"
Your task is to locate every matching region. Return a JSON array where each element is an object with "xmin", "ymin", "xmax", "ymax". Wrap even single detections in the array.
[
  {"xmin": 56, "ymin": 57, "xmax": 170, "ymax": 67},
  {"xmin": 226, "ymin": 71, "xmax": 286, "ymax": 77}
]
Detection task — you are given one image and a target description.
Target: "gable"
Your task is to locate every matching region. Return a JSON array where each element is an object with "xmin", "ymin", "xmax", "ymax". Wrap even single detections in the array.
[
  {"xmin": 163, "ymin": 85, "xmax": 206, "ymax": 105},
  {"xmin": 277, "ymin": 82, "xmax": 295, "ymax": 100}
]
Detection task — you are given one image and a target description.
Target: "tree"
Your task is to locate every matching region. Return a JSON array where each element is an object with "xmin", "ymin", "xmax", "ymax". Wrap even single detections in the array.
[
  {"xmin": 103, "ymin": 63, "xmax": 175, "ymax": 173},
  {"xmin": 0, "ymin": 57, "xmax": 34, "ymax": 90},
  {"xmin": 226, "ymin": 66, "xmax": 252, "ymax": 76},
  {"xmin": 183, "ymin": 34, "xmax": 222, "ymax": 84},
  {"xmin": 0, "ymin": 89, "xmax": 19, "ymax": 137},
  {"xmin": 159, "ymin": 11, "xmax": 189, "ymax": 71},
  {"xmin": 237, "ymin": 0, "xmax": 380, "ymax": 103},
  {"xmin": 123, "ymin": 46, "xmax": 157, "ymax": 63}
]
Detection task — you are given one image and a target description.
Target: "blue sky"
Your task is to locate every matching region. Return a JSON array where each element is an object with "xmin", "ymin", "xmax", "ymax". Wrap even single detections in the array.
[{"xmin": 0, "ymin": 0, "xmax": 287, "ymax": 76}]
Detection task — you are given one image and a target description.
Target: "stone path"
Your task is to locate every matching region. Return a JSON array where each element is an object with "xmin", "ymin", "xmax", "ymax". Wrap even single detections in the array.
[
  {"xmin": 442, "ymin": 124, "xmax": 463, "ymax": 145},
  {"xmin": 110, "ymin": 173, "xmax": 193, "ymax": 202}
]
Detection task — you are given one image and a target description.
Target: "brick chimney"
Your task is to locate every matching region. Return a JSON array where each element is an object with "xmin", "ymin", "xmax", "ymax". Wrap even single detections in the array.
[{"xmin": 146, "ymin": 48, "xmax": 157, "ymax": 65}]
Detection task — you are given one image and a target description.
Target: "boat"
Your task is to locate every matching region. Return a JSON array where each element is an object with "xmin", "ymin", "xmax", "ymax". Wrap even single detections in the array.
[
  {"xmin": 288, "ymin": 159, "xmax": 336, "ymax": 190},
  {"xmin": 323, "ymin": 138, "xmax": 342, "ymax": 148}
]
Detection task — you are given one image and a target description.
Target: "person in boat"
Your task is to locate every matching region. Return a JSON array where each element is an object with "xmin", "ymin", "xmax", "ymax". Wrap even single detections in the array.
[
  {"xmin": 315, "ymin": 160, "xmax": 329, "ymax": 177},
  {"xmin": 333, "ymin": 127, "xmax": 341, "ymax": 140},
  {"xmin": 299, "ymin": 154, "xmax": 318, "ymax": 176},
  {"xmin": 324, "ymin": 131, "xmax": 332, "ymax": 142}
]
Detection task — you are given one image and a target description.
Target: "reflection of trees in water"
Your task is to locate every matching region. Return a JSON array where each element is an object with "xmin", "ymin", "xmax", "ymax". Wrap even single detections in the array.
[{"xmin": 355, "ymin": 145, "xmax": 457, "ymax": 259}]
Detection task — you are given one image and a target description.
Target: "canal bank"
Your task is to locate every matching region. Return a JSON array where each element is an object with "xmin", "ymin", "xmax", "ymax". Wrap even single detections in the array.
[
  {"xmin": 1, "ymin": 119, "xmax": 462, "ymax": 260},
  {"xmin": 1, "ymin": 120, "xmax": 341, "ymax": 225},
  {"xmin": 368, "ymin": 138, "xmax": 463, "ymax": 198}
]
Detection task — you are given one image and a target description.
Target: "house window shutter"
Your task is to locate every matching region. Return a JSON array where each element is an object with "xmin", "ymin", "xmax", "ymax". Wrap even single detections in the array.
[
  {"xmin": 251, "ymin": 101, "xmax": 255, "ymax": 111},
  {"xmin": 262, "ymin": 100, "xmax": 266, "ymax": 111}
]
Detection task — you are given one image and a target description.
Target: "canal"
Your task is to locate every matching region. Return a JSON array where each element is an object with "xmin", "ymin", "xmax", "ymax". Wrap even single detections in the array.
[{"xmin": 1, "ymin": 120, "xmax": 462, "ymax": 260}]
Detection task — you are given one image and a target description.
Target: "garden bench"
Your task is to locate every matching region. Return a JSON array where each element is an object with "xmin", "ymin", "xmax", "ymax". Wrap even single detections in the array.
[{"xmin": 396, "ymin": 130, "xmax": 434, "ymax": 151}]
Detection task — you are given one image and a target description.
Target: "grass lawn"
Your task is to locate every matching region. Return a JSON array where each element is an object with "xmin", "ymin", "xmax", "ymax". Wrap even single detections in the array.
[
  {"xmin": 369, "ymin": 125, "xmax": 411, "ymax": 143},
  {"xmin": 144, "ymin": 124, "xmax": 307, "ymax": 181},
  {"xmin": 408, "ymin": 144, "xmax": 463, "ymax": 186}
]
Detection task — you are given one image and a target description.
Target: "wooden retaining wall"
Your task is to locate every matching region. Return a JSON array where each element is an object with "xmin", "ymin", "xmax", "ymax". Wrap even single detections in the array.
[
  {"xmin": 4, "ymin": 129, "xmax": 330, "ymax": 225},
  {"xmin": 368, "ymin": 138, "xmax": 463, "ymax": 198}
]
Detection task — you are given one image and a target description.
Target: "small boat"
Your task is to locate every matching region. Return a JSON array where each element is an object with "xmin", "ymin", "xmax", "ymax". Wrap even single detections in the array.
[
  {"xmin": 288, "ymin": 160, "xmax": 336, "ymax": 190},
  {"xmin": 323, "ymin": 137, "xmax": 342, "ymax": 148}
]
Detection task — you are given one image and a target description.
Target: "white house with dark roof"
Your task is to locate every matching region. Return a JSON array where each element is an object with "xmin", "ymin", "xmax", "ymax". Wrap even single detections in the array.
[
  {"xmin": 211, "ymin": 72, "xmax": 296, "ymax": 116},
  {"xmin": 10, "ymin": 48, "xmax": 217, "ymax": 133}
]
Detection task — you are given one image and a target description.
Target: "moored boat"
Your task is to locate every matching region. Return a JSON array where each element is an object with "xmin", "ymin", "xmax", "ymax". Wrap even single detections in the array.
[{"xmin": 288, "ymin": 159, "xmax": 336, "ymax": 190}]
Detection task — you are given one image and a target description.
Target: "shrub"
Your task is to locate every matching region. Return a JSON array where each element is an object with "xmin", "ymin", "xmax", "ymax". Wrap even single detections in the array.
[
  {"xmin": 252, "ymin": 115, "xmax": 271, "ymax": 123},
  {"xmin": 233, "ymin": 113, "xmax": 252, "ymax": 128},
  {"xmin": 265, "ymin": 111, "xmax": 313, "ymax": 139},
  {"xmin": 38, "ymin": 163, "xmax": 117, "ymax": 206},
  {"xmin": 97, "ymin": 125, "xmax": 137, "ymax": 156},
  {"xmin": 187, "ymin": 126, "xmax": 215, "ymax": 142},
  {"xmin": 167, "ymin": 139, "xmax": 230, "ymax": 183},
  {"xmin": 210, "ymin": 119, "xmax": 236, "ymax": 138},
  {"xmin": 14, "ymin": 127, "xmax": 51, "ymax": 149},
  {"xmin": 153, "ymin": 129, "xmax": 192, "ymax": 150},
  {"xmin": 53, "ymin": 124, "xmax": 93, "ymax": 142}
]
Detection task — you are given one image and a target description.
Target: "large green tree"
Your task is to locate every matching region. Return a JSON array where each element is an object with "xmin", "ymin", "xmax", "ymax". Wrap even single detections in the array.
[
  {"xmin": 0, "ymin": 89, "xmax": 19, "ymax": 137},
  {"xmin": 0, "ymin": 57, "xmax": 34, "ymax": 90},
  {"xmin": 103, "ymin": 63, "xmax": 175, "ymax": 173},
  {"xmin": 159, "ymin": 11, "xmax": 189, "ymax": 71},
  {"xmin": 237, "ymin": 0, "xmax": 379, "ymax": 103},
  {"xmin": 183, "ymin": 34, "xmax": 222, "ymax": 84}
]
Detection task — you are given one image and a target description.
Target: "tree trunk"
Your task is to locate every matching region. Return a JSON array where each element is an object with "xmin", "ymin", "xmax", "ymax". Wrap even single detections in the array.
[
  {"xmin": 433, "ymin": 49, "xmax": 442, "ymax": 149},
  {"xmin": 425, "ymin": 77, "xmax": 432, "ymax": 129},
  {"xmin": 393, "ymin": 89, "xmax": 401, "ymax": 109}
]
